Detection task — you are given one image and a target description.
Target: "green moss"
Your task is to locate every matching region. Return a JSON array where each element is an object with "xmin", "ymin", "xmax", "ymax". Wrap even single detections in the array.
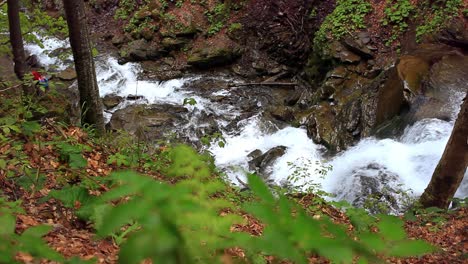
[{"xmin": 313, "ymin": 0, "xmax": 372, "ymax": 57}]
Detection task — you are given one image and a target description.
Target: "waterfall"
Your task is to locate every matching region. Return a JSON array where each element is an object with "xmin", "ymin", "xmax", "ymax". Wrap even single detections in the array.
[{"xmin": 26, "ymin": 37, "xmax": 467, "ymax": 213}]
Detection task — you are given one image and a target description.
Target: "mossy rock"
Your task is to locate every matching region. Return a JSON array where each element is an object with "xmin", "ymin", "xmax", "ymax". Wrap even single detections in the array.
[
  {"xmin": 397, "ymin": 55, "xmax": 430, "ymax": 94},
  {"xmin": 187, "ymin": 46, "xmax": 243, "ymax": 69}
]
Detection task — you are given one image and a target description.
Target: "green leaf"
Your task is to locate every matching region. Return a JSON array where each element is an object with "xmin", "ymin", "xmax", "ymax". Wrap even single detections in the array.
[
  {"xmin": 21, "ymin": 224, "xmax": 52, "ymax": 238},
  {"xmin": 69, "ymin": 153, "xmax": 88, "ymax": 168},
  {"xmin": 0, "ymin": 214, "xmax": 16, "ymax": 235},
  {"xmin": 21, "ymin": 121, "xmax": 41, "ymax": 137},
  {"xmin": 247, "ymin": 173, "xmax": 274, "ymax": 204},
  {"xmin": 377, "ymin": 215, "xmax": 406, "ymax": 241},
  {"xmin": 388, "ymin": 240, "xmax": 435, "ymax": 257},
  {"xmin": 45, "ymin": 186, "xmax": 94, "ymax": 209}
]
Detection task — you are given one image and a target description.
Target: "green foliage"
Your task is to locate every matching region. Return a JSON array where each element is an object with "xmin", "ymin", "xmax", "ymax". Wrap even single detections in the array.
[
  {"xmin": 0, "ymin": 198, "xmax": 64, "ymax": 263},
  {"xmin": 0, "ymin": 4, "xmax": 68, "ymax": 55},
  {"xmin": 55, "ymin": 141, "xmax": 90, "ymax": 169},
  {"xmin": 200, "ymin": 132, "xmax": 226, "ymax": 148},
  {"xmin": 382, "ymin": 0, "xmax": 415, "ymax": 46},
  {"xmin": 92, "ymin": 168, "xmax": 240, "ymax": 263},
  {"xmin": 204, "ymin": 2, "xmax": 230, "ymax": 36},
  {"xmin": 416, "ymin": 0, "xmax": 463, "ymax": 42},
  {"xmin": 286, "ymin": 158, "xmax": 332, "ymax": 196},
  {"xmin": 242, "ymin": 175, "xmax": 435, "ymax": 263},
  {"xmin": 228, "ymin": 22, "xmax": 242, "ymax": 33},
  {"xmin": 183, "ymin": 97, "xmax": 197, "ymax": 106},
  {"xmin": 314, "ymin": 0, "xmax": 372, "ymax": 57}
]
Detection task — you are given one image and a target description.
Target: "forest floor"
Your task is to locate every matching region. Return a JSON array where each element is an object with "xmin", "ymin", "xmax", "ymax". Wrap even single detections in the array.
[{"xmin": 0, "ymin": 91, "xmax": 466, "ymax": 264}]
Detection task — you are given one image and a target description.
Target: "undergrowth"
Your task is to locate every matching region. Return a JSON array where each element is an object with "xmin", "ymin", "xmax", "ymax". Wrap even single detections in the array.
[
  {"xmin": 313, "ymin": 0, "xmax": 372, "ymax": 57},
  {"xmin": 0, "ymin": 93, "xmax": 437, "ymax": 263}
]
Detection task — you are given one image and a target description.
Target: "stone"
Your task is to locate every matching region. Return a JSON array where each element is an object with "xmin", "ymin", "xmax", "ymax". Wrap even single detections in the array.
[
  {"xmin": 357, "ymin": 31, "xmax": 371, "ymax": 45},
  {"xmin": 397, "ymin": 55, "xmax": 430, "ymax": 94},
  {"xmin": 248, "ymin": 146, "xmax": 287, "ymax": 177},
  {"xmin": 56, "ymin": 67, "xmax": 77, "ymax": 81},
  {"xmin": 374, "ymin": 67, "xmax": 405, "ymax": 126},
  {"xmin": 102, "ymin": 94, "xmax": 123, "ymax": 109},
  {"xmin": 109, "ymin": 104, "xmax": 188, "ymax": 140},
  {"xmin": 187, "ymin": 46, "xmax": 243, "ymax": 69},
  {"xmin": 119, "ymin": 39, "xmax": 165, "ymax": 62},
  {"xmin": 327, "ymin": 66, "xmax": 347, "ymax": 79},
  {"xmin": 126, "ymin": 94, "xmax": 144, "ymax": 100},
  {"xmin": 161, "ymin": 37, "xmax": 188, "ymax": 51},
  {"xmin": 270, "ymin": 106, "xmax": 294, "ymax": 122},
  {"xmin": 341, "ymin": 36, "xmax": 374, "ymax": 60},
  {"xmin": 330, "ymin": 41, "xmax": 361, "ymax": 64}
]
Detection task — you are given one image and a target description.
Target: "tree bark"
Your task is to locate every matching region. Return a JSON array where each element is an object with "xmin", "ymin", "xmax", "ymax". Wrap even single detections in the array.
[
  {"xmin": 419, "ymin": 93, "xmax": 468, "ymax": 208},
  {"xmin": 62, "ymin": 0, "xmax": 105, "ymax": 135},
  {"xmin": 7, "ymin": 0, "xmax": 33, "ymax": 95}
]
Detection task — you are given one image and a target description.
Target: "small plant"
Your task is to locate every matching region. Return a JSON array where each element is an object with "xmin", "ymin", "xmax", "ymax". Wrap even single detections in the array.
[
  {"xmin": 416, "ymin": 0, "xmax": 462, "ymax": 42},
  {"xmin": 201, "ymin": 132, "xmax": 226, "ymax": 148},
  {"xmin": 55, "ymin": 141, "xmax": 90, "ymax": 169},
  {"xmin": 182, "ymin": 97, "xmax": 197, "ymax": 106},
  {"xmin": 204, "ymin": 2, "xmax": 230, "ymax": 36},
  {"xmin": 228, "ymin": 22, "xmax": 242, "ymax": 33},
  {"xmin": 313, "ymin": 0, "xmax": 372, "ymax": 57},
  {"xmin": 0, "ymin": 198, "xmax": 64, "ymax": 263},
  {"xmin": 382, "ymin": 0, "xmax": 414, "ymax": 46}
]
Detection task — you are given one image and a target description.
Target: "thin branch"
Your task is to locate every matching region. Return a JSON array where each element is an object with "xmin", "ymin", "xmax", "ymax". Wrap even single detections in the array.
[
  {"xmin": 228, "ymin": 82, "xmax": 297, "ymax": 88},
  {"xmin": 0, "ymin": 83, "xmax": 22, "ymax": 92}
]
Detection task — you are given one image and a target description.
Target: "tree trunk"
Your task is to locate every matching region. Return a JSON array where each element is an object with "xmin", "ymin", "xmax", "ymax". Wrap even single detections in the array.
[
  {"xmin": 7, "ymin": 0, "xmax": 33, "ymax": 95},
  {"xmin": 62, "ymin": 0, "xmax": 105, "ymax": 135},
  {"xmin": 419, "ymin": 93, "xmax": 468, "ymax": 208}
]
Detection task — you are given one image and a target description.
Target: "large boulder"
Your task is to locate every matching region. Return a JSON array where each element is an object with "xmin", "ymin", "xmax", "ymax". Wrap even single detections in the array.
[
  {"xmin": 333, "ymin": 163, "xmax": 408, "ymax": 214},
  {"xmin": 248, "ymin": 146, "xmax": 287, "ymax": 179},
  {"xmin": 188, "ymin": 45, "xmax": 243, "ymax": 69},
  {"xmin": 56, "ymin": 67, "xmax": 77, "ymax": 81},
  {"xmin": 102, "ymin": 94, "xmax": 123, "ymax": 110},
  {"xmin": 108, "ymin": 104, "xmax": 188, "ymax": 140},
  {"xmin": 119, "ymin": 39, "xmax": 165, "ymax": 63}
]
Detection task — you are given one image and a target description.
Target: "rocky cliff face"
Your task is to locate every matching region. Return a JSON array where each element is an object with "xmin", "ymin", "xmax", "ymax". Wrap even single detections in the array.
[{"xmin": 80, "ymin": 0, "xmax": 467, "ymax": 151}]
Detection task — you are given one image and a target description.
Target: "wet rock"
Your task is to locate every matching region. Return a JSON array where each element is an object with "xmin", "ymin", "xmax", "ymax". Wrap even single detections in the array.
[
  {"xmin": 357, "ymin": 31, "xmax": 371, "ymax": 45},
  {"xmin": 327, "ymin": 66, "xmax": 348, "ymax": 79},
  {"xmin": 109, "ymin": 104, "xmax": 188, "ymax": 140},
  {"xmin": 119, "ymin": 39, "xmax": 165, "ymax": 63},
  {"xmin": 374, "ymin": 67, "xmax": 405, "ymax": 126},
  {"xmin": 269, "ymin": 106, "xmax": 294, "ymax": 122},
  {"xmin": 161, "ymin": 37, "xmax": 188, "ymax": 51},
  {"xmin": 126, "ymin": 94, "xmax": 145, "ymax": 100},
  {"xmin": 56, "ymin": 67, "xmax": 77, "ymax": 81},
  {"xmin": 188, "ymin": 46, "xmax": 242, "ymax": 69},
  {"xmin": 341, "ymin": 36, "xmax": 374, "ymax": 60},
  {"xmin": 341, "ymin": 100, "xmax": 362, "ymax": 133},
  {"xmin": 333, "ymin": 163, "xmax": 408, "ymax": 214},
  {"xmin": 284, "ymin": 89, "xmax": 302, "ymax": 106},
  {"xmin": 140, "ymin": 60, "xmax": 183, "ymax": 81},
  {"xmin": 329, "ymin": 41, "xmax": 361, "ymax": 64},
  {"xmin": 26, "ymin": 55, "xmax": 41, "ymax": 68},
  {"xmin": 247, "ymin": 149, "xmax": 263, "ymax": 159},
  {"xmin": 306, "ymin": 106, "xmax": 341, "ymax": 151},
  {"xmin": 111, "ymin": 34, "xmax": 128, "ymax": 48},
  {"xmin": 397, "ymin": 55, "xmax": 430, "ymax": 94},
  {"xmin": 248, "ymin": 146, "xmax": 287, "ymax": 177},
  {"xmin": 102, "ymin": 94, "xmax": 123, "ymax": 110}
]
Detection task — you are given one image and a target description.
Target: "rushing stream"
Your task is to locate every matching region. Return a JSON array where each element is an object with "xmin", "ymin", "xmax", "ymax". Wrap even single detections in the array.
[{"xmin": 28, "ymin": 38, "xmax": 467, "ymax": 213}]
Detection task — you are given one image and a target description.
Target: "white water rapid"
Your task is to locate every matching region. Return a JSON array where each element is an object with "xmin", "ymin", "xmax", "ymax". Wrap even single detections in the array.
[{"xmin": 27, "ymin": 38, "xmax": 467, "ymax": 213}]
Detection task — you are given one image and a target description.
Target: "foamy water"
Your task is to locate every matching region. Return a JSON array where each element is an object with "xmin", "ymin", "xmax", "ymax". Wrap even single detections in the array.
[{"xmin": 27, "ymin": 37, "xmax": 467, "ymax": 209}]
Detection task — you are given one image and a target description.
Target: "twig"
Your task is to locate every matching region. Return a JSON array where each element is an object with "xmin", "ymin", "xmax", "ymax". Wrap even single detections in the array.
[
  {"xmin": 0, "ymin": 0, "xmax": 6, "ymax": 7},
  {"xmin": 44, "ymin": 118, "xmax": 68, "ymax": 139},
  {"xmin": 228, "ymin": 82, "xmax": 297, "ymax": 88},
  {"xmin": 236, "ymin": 176, "xmax": 250, "ymax": 190},
  {"xmin": 0, "ymin": 83, "xmax": 22, "ymax": 93}
]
